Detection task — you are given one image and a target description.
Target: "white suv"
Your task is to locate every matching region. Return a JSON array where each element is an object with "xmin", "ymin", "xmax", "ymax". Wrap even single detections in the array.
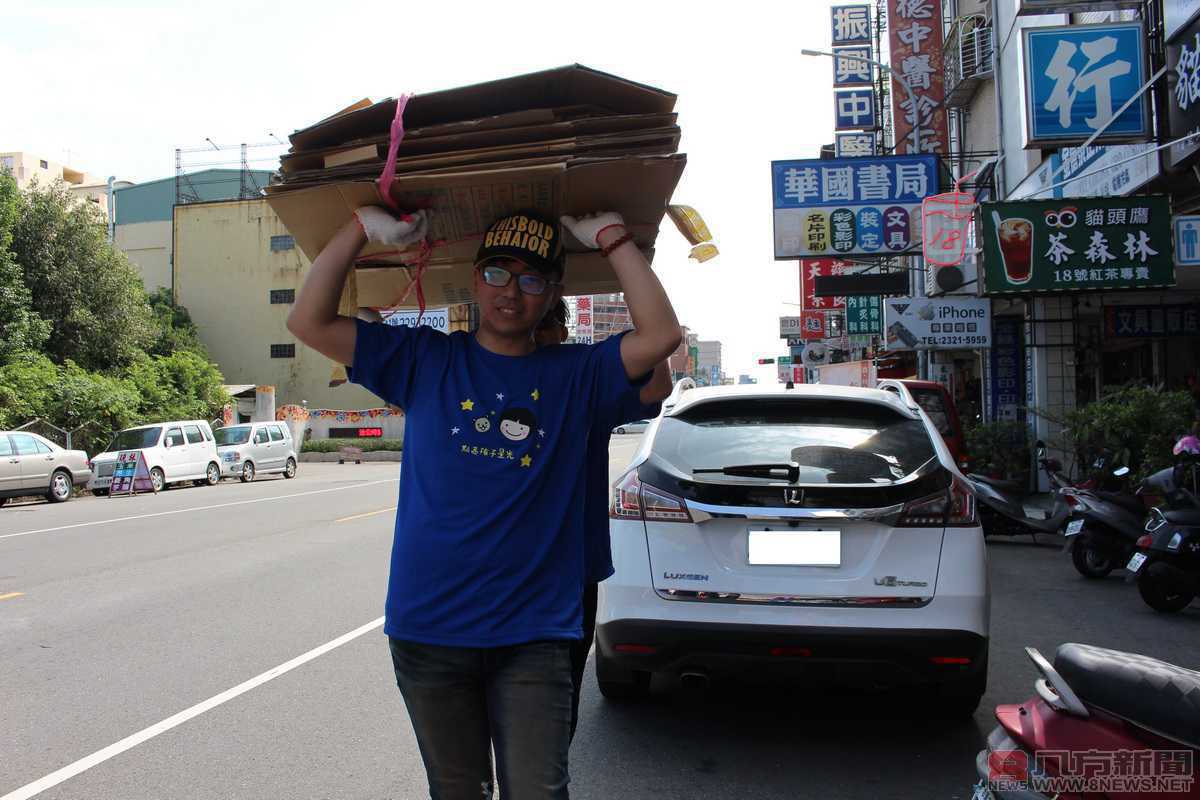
[
  {"xmin": 598, "ymin": 384, "xmax": 989, "ymax": 714},
  {"xmin": 214, "ymin": 422, "xmax": 298, "ymax": 482},
  {"xmin": 88, "ymin": 421, "xmax": 221, "ymax": 494}
]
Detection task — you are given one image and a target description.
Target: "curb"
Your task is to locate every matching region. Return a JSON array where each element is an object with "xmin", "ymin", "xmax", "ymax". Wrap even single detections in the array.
[{"xmin": 300, "ymin": 451, "xmax": 402, "ymax": 463}]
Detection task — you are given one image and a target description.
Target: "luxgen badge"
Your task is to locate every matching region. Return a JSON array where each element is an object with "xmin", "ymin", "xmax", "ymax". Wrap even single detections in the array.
[{"xmin": 883, "ymin": 296, "xmax": 992, "ymax": 351}]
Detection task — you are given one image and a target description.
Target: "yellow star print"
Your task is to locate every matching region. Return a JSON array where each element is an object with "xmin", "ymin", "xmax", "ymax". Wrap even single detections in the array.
[
  {"xmin": 520, "ymin": 455, "xmax": 532, "ymax": 468},
  {"xmin": 530, "ymin": 389, "xmax": 540, "ymax": 401},
  {"xmin": 460, "ymin": 399, "xmax": 474, "ymax": 411}
]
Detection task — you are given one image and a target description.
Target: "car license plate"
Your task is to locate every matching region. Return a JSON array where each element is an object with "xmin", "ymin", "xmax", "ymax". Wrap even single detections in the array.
[
  {"xmin": 1066, "ymin": 519, "xmax": 1084, "ymax": 536},
  {"xmin": 748, "ymin": 529, "xmax": 840, "ymax": 567},
  {"xmin": 1127, "ymin": 552, "xmax": 1148, "ymax": 573}
]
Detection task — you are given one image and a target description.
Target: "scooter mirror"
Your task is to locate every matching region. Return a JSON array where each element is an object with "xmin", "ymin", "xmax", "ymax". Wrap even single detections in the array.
[{"xmin": 1113, "ymin": 466, "xmax": 1130, "ymax": 478}]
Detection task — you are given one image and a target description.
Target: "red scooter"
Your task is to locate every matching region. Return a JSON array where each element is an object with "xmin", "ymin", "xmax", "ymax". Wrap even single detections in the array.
[{"xmin": 973, "ymin": 643, "xmax": 1199, "ymax": 799}]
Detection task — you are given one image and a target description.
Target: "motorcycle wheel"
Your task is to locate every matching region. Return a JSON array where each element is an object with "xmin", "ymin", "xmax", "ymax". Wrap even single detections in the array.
[
  {"xmin": 1071, "ymin": 535, "xmax": 1116, "ymax": 578},
  {"xmin": 1137, "ymin": 570, "xmax": 1195, "ymax": 613}
]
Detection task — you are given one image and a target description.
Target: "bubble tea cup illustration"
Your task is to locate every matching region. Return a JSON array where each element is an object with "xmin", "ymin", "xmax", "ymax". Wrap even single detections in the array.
[{"xmin": 993, "ymin": 210, "xmax": 1034, "ymax": 285}]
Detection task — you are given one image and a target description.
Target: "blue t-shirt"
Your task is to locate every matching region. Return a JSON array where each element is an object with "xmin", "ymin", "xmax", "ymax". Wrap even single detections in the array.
[
  {"xmin": 349, "ymin": 319, "xmax": 638, "ymax": 647},
  {"xmin": 583, "ymin": 393, "xmax": 662, "ymax": 584}
]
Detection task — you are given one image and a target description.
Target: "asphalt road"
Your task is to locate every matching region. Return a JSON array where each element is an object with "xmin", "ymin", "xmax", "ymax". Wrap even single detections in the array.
[{"xmin": 1, "ymin": 443, "xmax": 1197, "ymax": 800}]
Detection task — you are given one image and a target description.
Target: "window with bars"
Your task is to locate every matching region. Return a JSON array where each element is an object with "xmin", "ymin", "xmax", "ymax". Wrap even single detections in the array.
[
  {"xmin": 269, "ymin": 235, "xmax": 295, "ymax": 252},
  {"xmin": 269, "ymin": 289, "xmax": 295, "ymax": 304},
  {"xmin": 270, "ymin": 344, "xmax": 296, "ymax": 359}
]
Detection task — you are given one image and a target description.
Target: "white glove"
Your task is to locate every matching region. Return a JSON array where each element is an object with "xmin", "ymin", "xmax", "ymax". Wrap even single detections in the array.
[
  {"xmin": 560, "ymin": 212, "xmax": 625, "ymax": 250},
  {"xmin": 354, "ymin": 207, "xmax": 429, "ymax": 246}
]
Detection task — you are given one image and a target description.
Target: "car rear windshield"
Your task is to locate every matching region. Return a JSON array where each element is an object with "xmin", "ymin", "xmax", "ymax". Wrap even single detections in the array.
[
  {"xmin": 107, "ymin": 427, "xmax": 162, "ymax": 452},
  {"xmin": 215, "ymin": 426, "xmax": 251, "ymax": 446},
  {"xmin": 909, "ymin": 388, "xmax": 952, "ymax": 437},
  {"xmin": 654, "ymin": 398, "xmax": 936, "ymax": 484}
]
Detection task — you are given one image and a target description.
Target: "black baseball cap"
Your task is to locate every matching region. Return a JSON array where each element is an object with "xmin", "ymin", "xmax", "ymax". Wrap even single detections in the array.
[{"xmin": 474, "ymin": 211, "xmax": 563, "ymax": 277}]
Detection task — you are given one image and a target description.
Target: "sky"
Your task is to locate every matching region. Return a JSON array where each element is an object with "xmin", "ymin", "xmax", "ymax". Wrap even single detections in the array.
[{"xmin": 4, "ymin": 0, "xmax": 839, "ymax": 381}]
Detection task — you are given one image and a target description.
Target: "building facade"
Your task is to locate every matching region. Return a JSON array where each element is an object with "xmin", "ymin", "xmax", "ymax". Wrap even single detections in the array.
[{"xmin": 0, "ymin": 151, "xmax": 126, "ymax": 222}]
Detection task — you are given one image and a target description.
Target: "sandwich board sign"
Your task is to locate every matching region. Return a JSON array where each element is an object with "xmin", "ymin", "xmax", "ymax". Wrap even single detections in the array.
[{"xmin": 111, "ymin": 450, "xmax": 156, "ymax": 496}]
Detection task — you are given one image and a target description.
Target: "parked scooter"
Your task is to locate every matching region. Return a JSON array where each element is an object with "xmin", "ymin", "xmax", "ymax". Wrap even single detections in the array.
[
  {"xmin": 968, "ymin": 442, "xmax": 1079, "ymax": 540},
  {"xmin": 1126, "ymin": 446, "xmax": 1200, "ymax": 613},
  {"xmin": 972, "ymin": 643, "xmax": 1200, "ymax": 799},
  {"xmin": 1062, "ymin": 461, "xmax": 1147, "ymax": 579}
]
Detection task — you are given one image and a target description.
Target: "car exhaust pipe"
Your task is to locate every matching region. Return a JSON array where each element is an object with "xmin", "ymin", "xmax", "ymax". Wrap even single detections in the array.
[{"xmin": 679, "ymin": 669, "xmax": 710, "ymax": 691}]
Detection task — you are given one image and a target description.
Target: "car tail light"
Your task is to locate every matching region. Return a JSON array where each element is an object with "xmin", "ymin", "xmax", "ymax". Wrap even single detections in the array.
[
  {"xmin": 609, "ymin": 471, "xmax": 692, "ymax": 523},
  {"xmin": 930, "ymin": 656, "xmax": 972, "ymax": 665},
  {"xmin": 770, "ymin": 647, "xmax": 812, "ymax": 658},
  {"xmin": 1136, "ymin": 534, "xmax": 1152, "ymax": 548},
  {"xmin": 896, "ymin": 478, "xmax": 975, "ymax": 527},
  {"xmin": 614, "ymin": 644, "xmax": 657, "ymax": 654}
]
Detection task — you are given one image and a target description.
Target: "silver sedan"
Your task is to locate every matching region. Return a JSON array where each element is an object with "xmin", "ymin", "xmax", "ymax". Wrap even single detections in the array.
[{"xmin": 0, "ymin": 431, "xmax": 93, "ymax": 505}]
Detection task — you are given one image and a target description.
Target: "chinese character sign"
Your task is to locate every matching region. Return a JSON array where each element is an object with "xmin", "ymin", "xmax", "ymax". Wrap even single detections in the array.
[
  {"xmin": 980, "ymin": 196, "xmax": 1173, "ymax": 294},
  {"xmin": 831, "ymin": 4, "xmax": 871, "ymax": 45},
  {"xmin": 1023, "ymin": 22, "xmax": 1150, "ymax": 147},
  {"xmin": 989, "ymin": 316, "xmax": 1024, "ymax": 422},
  {"xmin": 835, "ymin": 88, "xmax": 877, "ymax": 130},
  {"xmin": 845, "ymin": 295, "xmax": 883, "ymax": 335},
  {"xmin": 801, "ymin": 310, "xmax": 827, "ymax": 340},
  {"xmin": 574, "ymin": 295, "xmax": 594, "ymax": 344},
  {"xmin": 835, "ymin": 131, "xmax": 877, "ymax": 157},
  {"xmin": 1105, "ymin": 304, "xmax": 1200, "ymax": 338},
  {"xmin": 772, "ymin": 155, "xmax": 938, "ymax": 259},
  {"xmin": 833, "ymin": 46, "xmax": 874, "ymax": 87},
  {"xmin": 1166, "ymin": 15, "xmax": 1200, "ymax": 169},
  {"xmin": 800, "ymin": 258, "xmax": 854, "ymax": 309},
  {"xmin": 886, "ymin": 0, "xmax": 949, "ymax": 155}
]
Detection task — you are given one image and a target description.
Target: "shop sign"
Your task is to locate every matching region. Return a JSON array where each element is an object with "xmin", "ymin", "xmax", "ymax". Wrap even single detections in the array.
[
  {"xmin": 980, "ymin": 195, "xmax": 1173, "ymax": 294},
  {"xmin": 1104, "ymin": 304, "xmax": 1200, "ymax": 338},
  {"xmin": 989, "ymin": 317, "xmax": 1024, "ymax": 422},
  {"xmin": 1166, "ymin": 14, "xmax": 1200, "ymax": 170},
  {"xmin": 1175, "ymin": 215, "xmax": 1200, "ymax": 266},
  {"xmin": 845, "ymin": 294, "xmax": 882, "ymax": 335},
  {"xmin": 772, "ymin": 155, "xmax": 938, "ymax": 258},
  {"xmin": 800, "ymin": 258, "xmax": 852, "ymax": 309},
  {"xmin": 883, "ymin": 296, "xmax": 991, "ymax": 351},
  {"xmin": 886, "ymin": 0, "xmax": 949, "ymax": 154},
  {"xmin": 831, "ymin": 4, "xmax": 872, "ymax": 45},
  {"xmin": 833, "ymin": 45, "xmax": 874, "ymax": 87},
  {"xmin": 779, "ymin": 315, "xmax": 801, "ymax": 338},
  {"xmin": 1009, "ymin": 144, "xmax": 1159, "ymax": 200},
  {"xmin": 834, "ymin": 88, "xmax": 877, "ymax": 130},
  {"xmin": 801, "ymin": 310, "xmax": 828, "ymax": 340},
  {"xmin": 1022, "ymin": 21, "xmax": 1150, "ymax": 147},
  {"xmin": 835, "ymin": 131, "xmax": 877, "ymax": 158},
  {"xmin": 573, "ymin": 296, "xmax": 594, "ymax": 344}
]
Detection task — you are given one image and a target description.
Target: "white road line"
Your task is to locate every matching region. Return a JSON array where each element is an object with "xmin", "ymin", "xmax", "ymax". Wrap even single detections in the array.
[
  {"xmin": 0, "ymin": 480, "xmax": 399, "ymax": 541},
  {"xmin": 0, "ymin": 616, "xmax": 386, "ymax": 800}
]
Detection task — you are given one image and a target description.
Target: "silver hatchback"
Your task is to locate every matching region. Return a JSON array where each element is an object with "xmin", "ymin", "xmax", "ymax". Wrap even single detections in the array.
[{"xmin": 214, "ymin": 422, "xmax": 298, "ymax": 482}]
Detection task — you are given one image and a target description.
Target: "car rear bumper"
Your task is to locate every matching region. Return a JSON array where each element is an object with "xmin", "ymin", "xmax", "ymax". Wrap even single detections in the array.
[{"xmin": 596, "ymin": 617, "xmax": 988, "ymax": 687}]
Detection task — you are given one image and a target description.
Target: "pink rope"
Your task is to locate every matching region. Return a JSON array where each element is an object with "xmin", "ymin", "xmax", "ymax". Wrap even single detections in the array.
[{"xmin": 377, "ymin": 95, "xmax": 412, "ymax": 213}]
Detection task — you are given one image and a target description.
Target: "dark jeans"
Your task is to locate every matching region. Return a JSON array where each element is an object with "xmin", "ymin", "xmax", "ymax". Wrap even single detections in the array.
[
  {"xmin": 568, "ymin": 582, "xmax": 598, "ymax": 742},
  {"xmin": 389, "ymin": 637, "xmax": 573, "ymax": 800}
]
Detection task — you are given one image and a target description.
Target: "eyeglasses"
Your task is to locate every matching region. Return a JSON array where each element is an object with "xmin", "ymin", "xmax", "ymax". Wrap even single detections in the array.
[{"xmin": 480, "ymin": 265, "xmax": 558, "ymax": 296}]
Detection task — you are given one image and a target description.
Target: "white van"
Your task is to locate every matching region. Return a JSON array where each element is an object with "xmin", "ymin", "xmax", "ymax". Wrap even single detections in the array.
[
  {"xmin": 213, "ymin": 422, "xmax": 298, "ymax": 482},
  {"xmin": 88, "ymin": 420, "xmax": 221, "ymax": 495}
]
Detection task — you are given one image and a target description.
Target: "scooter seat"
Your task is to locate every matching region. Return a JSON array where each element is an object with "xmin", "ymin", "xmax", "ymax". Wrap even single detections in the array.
[
  {"xmin": 967, "ymin": 474, "xmax": 1022, "ymax": 492},
  {"xmin": 1163, "ymin": 509, "xmax": 1200, "ymax": 526},
  {"xmin": 1092, "ymin": 490, "xmax": 1144, "ymax": 515},
  {"xmin": 1053, "ymin": 643, "xmax": 1200, "ymax": 748}
]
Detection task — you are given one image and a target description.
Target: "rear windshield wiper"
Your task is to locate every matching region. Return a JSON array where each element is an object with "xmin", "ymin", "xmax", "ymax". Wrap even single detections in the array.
[{"xmin": 693, "ymin": 462, "xmax": 799, "ymax": 482}]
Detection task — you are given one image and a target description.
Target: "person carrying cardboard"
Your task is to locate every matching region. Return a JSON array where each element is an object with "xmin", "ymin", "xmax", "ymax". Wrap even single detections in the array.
[
  {"xmin": 287, "ymin": 206, "xmax": 681, "ymax": 800},
  {"xmin": 534, "ymin": 303, "xmax": 672, "ymax": 741}
]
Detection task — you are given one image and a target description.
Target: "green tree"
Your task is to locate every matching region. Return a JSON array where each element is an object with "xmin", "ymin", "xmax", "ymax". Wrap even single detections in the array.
[
  {"xmin": 9, "ymin": 179, "xmax": 157, "ymax": 372},
  {"xmin": 146, "ymin": 286, "xmax": 207, "ymax": 356},
  {"xmin": 124, "ymin": 350, "xmax": 229, "ymax": 424},
  {"xmin": 0, "ymin": 173, "xmax": 51, "ymax": 362}
]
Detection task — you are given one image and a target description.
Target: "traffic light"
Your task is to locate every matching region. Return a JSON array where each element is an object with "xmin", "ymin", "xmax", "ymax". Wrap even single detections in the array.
[{"xmin": 757, "ymin": 358, "xmax": 775, "ymax": 364}]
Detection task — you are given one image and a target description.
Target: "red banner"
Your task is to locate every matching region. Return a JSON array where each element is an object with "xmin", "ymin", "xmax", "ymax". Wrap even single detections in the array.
[
  {"xmin": 886, "ymin": 0, "xmax": 949, "ymax": 155},
  {"xmin": 801, "ymin": 310, "xmax": 827, "ymax": 340},
  {"xmin": 799, "ymin": 258, "xmax": 854, "ymax": 310}
]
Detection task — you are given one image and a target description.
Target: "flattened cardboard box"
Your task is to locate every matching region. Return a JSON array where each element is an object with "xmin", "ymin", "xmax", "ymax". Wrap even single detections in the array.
[{"xmin": 266, "ymin": 155, "xmax": 686, "ymax": 309}]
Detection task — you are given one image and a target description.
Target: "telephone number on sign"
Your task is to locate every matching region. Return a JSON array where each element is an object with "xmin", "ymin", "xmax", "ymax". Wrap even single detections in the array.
[{"xmin": 920, "ymin": 336, "xmax": 989, "ymax": 346}]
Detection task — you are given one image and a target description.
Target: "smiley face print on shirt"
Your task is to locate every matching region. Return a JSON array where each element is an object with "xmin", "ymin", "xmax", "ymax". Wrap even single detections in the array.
[{"xmin": 454, "ymin": 388, "xmax": 546, "ymax": 467}]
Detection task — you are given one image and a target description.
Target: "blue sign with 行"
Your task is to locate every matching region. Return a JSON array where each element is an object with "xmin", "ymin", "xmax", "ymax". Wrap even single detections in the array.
[
  {"xmin": 831, "ymin": 4, "xmax": 871, "ymax": 45},
  {"xmin": 1023, "ymin": 21, "xmax": 1149, "ymax": 145},
  {"xmin": 989, "ymin": 316, "xmax": 1024, "ymax": 423},
  {"xmin": 1175, "ymin": 215, "xmax": 1200, "ymax": 265},
  {"xmin": 834, "ymin": 88, "xmax": 876, "ymax": 130}
]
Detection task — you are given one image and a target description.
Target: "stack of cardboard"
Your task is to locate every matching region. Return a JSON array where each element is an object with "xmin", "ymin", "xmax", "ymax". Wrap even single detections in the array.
[{"xmin": 267, "ymin": 65, "xmax": 687, "ymax": 309}]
